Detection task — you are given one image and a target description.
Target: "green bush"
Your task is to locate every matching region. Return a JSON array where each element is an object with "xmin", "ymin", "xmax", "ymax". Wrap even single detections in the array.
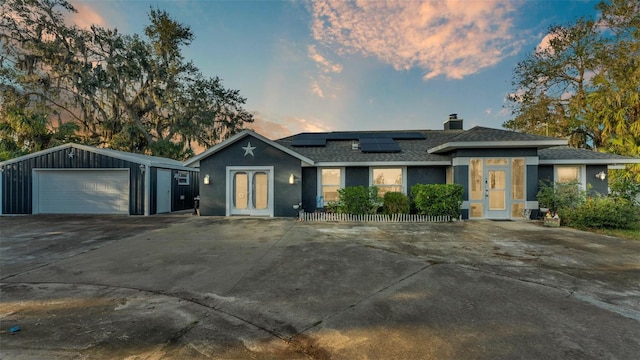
[
  {"xmin": 537, "ymin": 180, "xmax": 586, "ymax": 212},
  {"xmin": 566, "ymin": 196, "xmax": 640, "ymax": 229},
  {"xmin": 333, "ymin": 186, "xmax": 382, "ymax": 215},
  {"xmin": 382, "ymin": 192, "xmax": 410, "ymax": 215},
  {"xmin": 609, "ymin": 176, "xmax": 640, "ymax": 207},
  {"xmin": 411, "ymin": 184, "xmax": 463, "ymax": 218}
]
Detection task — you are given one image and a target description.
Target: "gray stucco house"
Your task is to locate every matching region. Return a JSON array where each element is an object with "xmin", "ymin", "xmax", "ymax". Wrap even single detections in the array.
[
  {"xmin": 0, "ymin": 143, "xmax": 199, "ymax": 216},
  {"xmin": 185, "ymin": 115, "xmax": 640, "ymax": 220}
]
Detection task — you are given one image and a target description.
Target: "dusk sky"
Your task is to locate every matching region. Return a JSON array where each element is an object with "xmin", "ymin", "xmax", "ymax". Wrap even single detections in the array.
[{"xmin": 66, "ymin": 0, "xmax": 599, "ymax": 139}]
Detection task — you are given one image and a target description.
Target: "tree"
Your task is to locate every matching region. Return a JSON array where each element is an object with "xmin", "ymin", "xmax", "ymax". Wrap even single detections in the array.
[
  {"xmin": 1, "ymin": 0, "xmax": 253, "ymax": 160},
  {"xmin": 504, "ymin": 0, "xmax": 640, "ymax": 180}
]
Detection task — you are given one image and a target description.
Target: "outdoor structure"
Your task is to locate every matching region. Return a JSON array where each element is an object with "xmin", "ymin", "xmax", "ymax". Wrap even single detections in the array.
[
  {"xmin": 185, "ymin": 115, "xmax": 640, "ymax": 220},
  {"xmin": 0, "ymin": 143, "xmax": 199, "ymax": 216}
]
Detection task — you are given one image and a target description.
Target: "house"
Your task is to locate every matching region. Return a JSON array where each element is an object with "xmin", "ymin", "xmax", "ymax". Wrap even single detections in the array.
[
  {"xmin": 0, "ymin": 143, "xmax": 199, "ymax": 215},
  {"xmin": 185, "ymin": 115, "xmax": 640, "ymax": 220}
]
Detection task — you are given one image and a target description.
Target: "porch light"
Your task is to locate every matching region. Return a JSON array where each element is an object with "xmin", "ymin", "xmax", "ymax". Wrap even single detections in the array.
[
  {"xmin": 204, "ymin": 175, "xmax": 210, "ymax": 185},
  {"xmin": 289, "ymin": 173, "xmax": 295, "ymax": 184},
  {"xmin": 595, "ymin": 171, "xmax": 606, "ymax": 181},
  {"xmin": 139, "ymin": 164, "xmax": 146, "ymax": 174}
]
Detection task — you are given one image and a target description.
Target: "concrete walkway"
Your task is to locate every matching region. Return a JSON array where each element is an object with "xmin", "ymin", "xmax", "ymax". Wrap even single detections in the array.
[{"xmin": 1, "ymin": 216, "xmax": 639, "ymax": 359}]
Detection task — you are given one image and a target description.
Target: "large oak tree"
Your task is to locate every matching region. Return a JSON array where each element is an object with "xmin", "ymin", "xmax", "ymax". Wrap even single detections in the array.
[
  {"xmin": 504, "ymin": 0, "xmax": 640, "ymax": 180},
  {"xmin": 1, "ymin": 0, "xmax": 253, "ymax": 160}
]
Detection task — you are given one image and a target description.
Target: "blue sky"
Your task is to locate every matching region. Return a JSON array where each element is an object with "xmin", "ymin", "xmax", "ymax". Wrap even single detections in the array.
[{"xmin": 68, "ymin": 0, "xmax": 600, "ymax": 139}]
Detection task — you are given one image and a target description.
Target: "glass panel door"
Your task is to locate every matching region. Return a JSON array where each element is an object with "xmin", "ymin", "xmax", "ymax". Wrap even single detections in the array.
[
  {"xmin": 488, "ymin": 170, "xmax": 506, "ymax": 210},
  {"xmin": 230, "ymin": 169, "xmax": 271, "ymax": 216},
  {"xmin": 253, "ymin": 172, "xmax": 268, "ymax": 210},
  {"xmin": 234, "ymin": 172, "xmax": 248, "ymax": 210},
  {"xmin": 484, "ymin": 164, "xmax": 510, "ymax": 219}
]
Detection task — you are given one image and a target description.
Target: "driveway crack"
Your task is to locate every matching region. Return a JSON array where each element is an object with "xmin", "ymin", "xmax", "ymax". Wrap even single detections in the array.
[{"xmin": 297, "ymin": 262, "xmax": 435, "ymax": 335}]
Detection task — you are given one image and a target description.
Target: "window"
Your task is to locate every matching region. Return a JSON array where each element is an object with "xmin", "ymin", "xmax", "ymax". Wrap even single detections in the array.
[
  {"xmin": 372, "ymin": 168, "xmax": 403, "ymax": 196},
  {"xmin": 176, "ymin": 171, "xmax": 189, "ymax": 185},
  {"xmin": 556, "ymin": 166, "xmax": 580, "ymax": 183},
  {"xmin": 469, "ymin": 159, "xmax": 483, "ymax": 200},
  {"xmin": 446, "ymin": 166, "xmax": 454, "ymax": 184},
  {"xmin": 320, "ymin": 168, "xmax": 342, "ymax": 203}
]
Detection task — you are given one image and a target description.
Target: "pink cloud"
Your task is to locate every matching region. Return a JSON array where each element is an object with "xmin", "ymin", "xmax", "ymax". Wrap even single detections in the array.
[
  {"xmin": 249, "ymin": 113, "xmax": 332, "ymax": 140},
  {"xmin": 311, "ymin": 0, "xmax": 521, "ymax": 80},
  {"xmin": 66, "ymin": 2, "xmax": 107, "ymax": 29}
]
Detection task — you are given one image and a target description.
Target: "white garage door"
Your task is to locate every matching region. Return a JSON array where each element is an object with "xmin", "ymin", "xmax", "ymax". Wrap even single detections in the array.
[{"xmin": 34, "ymin": 169, "xmax": 130, "ymax": 214}]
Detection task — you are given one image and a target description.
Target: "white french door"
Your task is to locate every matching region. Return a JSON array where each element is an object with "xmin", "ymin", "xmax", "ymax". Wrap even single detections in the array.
[{"xmin": 227, "ymin": 167, "xmax": 273, "ymax": 216}]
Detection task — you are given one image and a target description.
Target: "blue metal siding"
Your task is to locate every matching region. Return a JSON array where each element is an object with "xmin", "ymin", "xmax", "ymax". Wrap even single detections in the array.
[
  {"xmin": 171, "ymin": 169, "xmax": 199, "ymax": 212},
  {"xmin": 1, "ymin": 147, "xmax": 146, "ymax": 215}
]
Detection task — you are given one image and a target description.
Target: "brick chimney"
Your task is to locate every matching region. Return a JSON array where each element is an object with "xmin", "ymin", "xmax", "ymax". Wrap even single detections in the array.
[{"xmin": 444, "ymin": 113, "xmax": 463, "ymax": 130}]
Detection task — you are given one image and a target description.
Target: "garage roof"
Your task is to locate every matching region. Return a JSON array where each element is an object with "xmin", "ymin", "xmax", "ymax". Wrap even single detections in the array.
[{"xmin": 0, "ymin": 143, "xmax": 197, "ymax": 171}]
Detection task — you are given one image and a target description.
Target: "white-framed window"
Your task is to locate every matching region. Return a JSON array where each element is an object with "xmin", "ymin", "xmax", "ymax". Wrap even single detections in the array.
[
  {"xmin": 176, "ymin": 171, "xmax": 190, "ymax": 185},
  {"xmin": 555, "ymin": 165, "xmax": 585, "ymax": 188},
  {"xmin": 318, "ymin": 168, "xmax": 344, "ymax": 204},
  {"xmin": 371, "ymin": 167, "xmax": 405, "ymax": 196}
]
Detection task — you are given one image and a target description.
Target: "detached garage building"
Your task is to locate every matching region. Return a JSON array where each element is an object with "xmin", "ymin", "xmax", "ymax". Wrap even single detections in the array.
[{"xmin": 0, "ymin": 143, "xmax": 198, "ymax": 216}]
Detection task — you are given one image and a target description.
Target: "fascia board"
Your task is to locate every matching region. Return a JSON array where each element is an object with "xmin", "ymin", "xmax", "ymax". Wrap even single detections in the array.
[
  {"xmin": 0, "ymin": 143, "xmax": 74, "ymax": 166},
  {"xmin": 427, "ymin": 140, "xmax": 568, "ymax": 154},
  {"xmin": 310, "ymin": 161, "xmax": 451, "ymax": 167},
  {"xmin": 0, "ymin": 143, "xmax": 195, "ymax": 171},
  {"xmin": 539, "ymin": 158, "xmax": 640, "ymax": 165},
  {"xmin": 184, "ymin": 130, "xmax": 314, "ymax": 167}
]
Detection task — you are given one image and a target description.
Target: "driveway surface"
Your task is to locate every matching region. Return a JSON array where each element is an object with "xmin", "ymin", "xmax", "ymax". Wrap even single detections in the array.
[{"xmin": 1, "ymin": 215, "xmax": 639, "ymax": 359}]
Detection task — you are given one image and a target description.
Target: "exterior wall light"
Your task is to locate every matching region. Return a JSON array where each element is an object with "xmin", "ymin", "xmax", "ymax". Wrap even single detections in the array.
[
  {"xmin": 139, "ymin": 164, "xmax": 146, "ymax": 174},
  {"xmin": 595, "ymin": 171, "xmax": 606, "ymax": 181},
  {"xmin": 204, "ymin": 174, "xmax": 210, "ymax": 185},
  {"xmin": 289, "ymin": 173, "xmax": 295, "ymax": 184}
]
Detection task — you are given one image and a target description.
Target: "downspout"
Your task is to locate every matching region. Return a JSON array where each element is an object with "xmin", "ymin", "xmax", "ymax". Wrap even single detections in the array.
[{"xmin": 144, "ymin": 165, "xmax": 151, "ymax": 216}]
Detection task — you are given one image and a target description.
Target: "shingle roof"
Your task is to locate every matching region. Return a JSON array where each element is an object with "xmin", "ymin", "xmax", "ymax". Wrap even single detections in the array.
[
  {"xmin": 275, "ymin": 130, "xmax": 461, "ymax": 164},
  {"xmin": 539, "ymin": 147, "xmax": 640, "ymax": 164},
  {"xmin": 444, "ymin": 126, "xmax": 564, "ymax": 142},
  {"xmin": 427, "ymin": 126, "xmax": 568, "ymax": 153}
]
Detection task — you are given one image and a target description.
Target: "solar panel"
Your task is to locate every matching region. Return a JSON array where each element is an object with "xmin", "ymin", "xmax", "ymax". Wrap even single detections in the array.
[
  {"xmin": 359, "ymin": 137, "xmax": 401, "ymax": 153},
  {"xmin": 290, "ymin": 131, "xmax": 422, "ymax": 149},
  {"xmin": 291, "ymin": 134, "xmax": 327, "ymax": 146},
  {"xmin": 390, "ymin": 132, "xmax": 426, "ymax": 140}
]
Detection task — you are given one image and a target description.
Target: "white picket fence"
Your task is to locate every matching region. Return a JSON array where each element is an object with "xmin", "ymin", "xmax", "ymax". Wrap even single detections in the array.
[{"xmin": 299, "ymin": 211, "xmax": 452, "ymax": 223}]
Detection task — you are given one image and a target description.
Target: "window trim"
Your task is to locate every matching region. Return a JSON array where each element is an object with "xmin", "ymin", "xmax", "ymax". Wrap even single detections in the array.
[
  {"xmin": 176, "ymin": 171, "xmax": 190, "ymax": 186},
  {"xmin": 317, "ymin": 167, "xmax": 345, "ymax": 205},
  {"xmin": 369, "ymin": 166, "xmax": 407, "ymax": 195},
  {"xmin": 554, "ymin": 165, "xmax": 586, "ymax": 190}
]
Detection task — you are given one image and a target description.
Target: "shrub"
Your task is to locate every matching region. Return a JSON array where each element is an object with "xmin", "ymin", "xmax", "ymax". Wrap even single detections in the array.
[
  {"xmin": 609, "ymin": 176, "xmax": 640, "ymax": 207},
  {"xmin": 382, "ymin": 192, "xmax": 410, "ymax": 215},
  {"xmin": 537, "ymin": 180, "xmax": 586, "ymax": 213},
  {"xmin": 568, "ymin": 196, "xmax": 640, "ymax": 229},
  {"xmin": 334, "ymin": 186, "xmax": 382, "ymax": 215},
  {"xmin": 411, "ymin": 184, "xmax": 463, "ymax": 218}
]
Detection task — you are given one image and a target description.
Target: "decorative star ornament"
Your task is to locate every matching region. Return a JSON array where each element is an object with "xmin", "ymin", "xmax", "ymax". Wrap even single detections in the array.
[{"xmin": 242, "ymin": 141, "xmax": 256, "ymax": 157}]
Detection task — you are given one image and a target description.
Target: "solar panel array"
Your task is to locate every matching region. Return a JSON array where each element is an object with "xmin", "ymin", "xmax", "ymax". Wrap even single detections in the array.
[
  {"xmin": 290, "ymin": 132, "xmax": 425, "ymax": 153},
  {"xmin": 359, "ymin": 137, "xmax": 401, "ymax": 153}
]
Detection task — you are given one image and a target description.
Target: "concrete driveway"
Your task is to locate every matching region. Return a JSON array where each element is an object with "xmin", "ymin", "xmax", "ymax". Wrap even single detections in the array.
[{"xmin": 1, "ymin": 216, "xmax": 639, "ymax": 359}]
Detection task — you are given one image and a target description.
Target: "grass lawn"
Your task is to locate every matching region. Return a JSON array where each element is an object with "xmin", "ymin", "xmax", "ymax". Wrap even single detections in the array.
[{"xmin": 589, "ymin": 228, "xmax": 640, "ymax": 241}]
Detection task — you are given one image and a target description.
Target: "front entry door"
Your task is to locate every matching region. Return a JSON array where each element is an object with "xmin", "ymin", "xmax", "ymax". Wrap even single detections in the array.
[
  {"xmin": 484, "ymin": 166, "xmax": 509, "ymax": 219},
  {"xmin": 228, "ymin": 168, "xmax": 273, "ymax": 216}
]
